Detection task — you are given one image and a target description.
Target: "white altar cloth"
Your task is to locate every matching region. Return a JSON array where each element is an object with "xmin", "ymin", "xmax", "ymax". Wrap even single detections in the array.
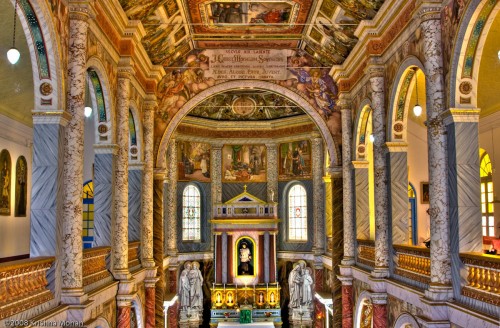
[{"xmin": 217, "ymin": 322, "xmax": 274, "ymax": 328}]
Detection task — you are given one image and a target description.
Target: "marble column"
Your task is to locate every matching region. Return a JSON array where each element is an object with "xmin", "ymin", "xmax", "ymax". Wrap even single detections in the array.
[
  {"xmin": 141, "ymin": 98, "xmax": 157, "ymax": 270},
  {"xmin": 153, "ymin": 172, "xmax": 166, "ymax": 328},
  {"xmin": 128, "ymin": 163, "xmax": 143, "ymax": 242},
  {"xmin": 368, "ymin": 65, "xmax": 390, "ymax": 278},
  {"xmin": 166, "ymin": 140, "xmax": 178, "ymax": 256},
  {"xmin": 443, "ymin": 109, "xmax": 482, "ymax": 298},
  {"xmin": 93, "ymin": 145, "xmax": 117, "ymax": 246},
  {"xmin": 222, "ymin": 232, "xmax": 228, "ymax": 284},
  {"xmin": 353, "ymin": 161, "xmax": 370, "ymax": 240},
  {"xmin": 264, "ymin": 232, "xmax": 270, "ymax": 283},
  {"xmin": 330, "ymin": 168, "xmax": 343, "ymax": 327},
  {"xmin": 266, "ymin": 143, "xmax": 278, "ymax": 203},
  {"xmin": 311, "ymin": 135, "xmax": 325, "ymax": 256},
  {"xmin": 113, "ymin": 66, "xmax": 133, "ymax": 280},
  {"xmin": 60, "ymin": 4, "xmax": 93, "ymax": 304},
  {"xmin": 385, "ymin": 143, "xmax": 409, "ymax": 246},
  {"xmin": 339, "ymin": 95, "xmax": 355, "ymax": 265},
  {"xmin": 117, "ymin": 301, "xmax": 132, "ymax": 328},
  {"xmin": 372, "ymin": 293, "xmax": 388, "ymax": 328},
  {"xmin": 30, "ymin": 113, "xmax": 68, "ymax": 299},
  {"xmin": 145, "ymin": 280, "xmax": 156, "ymax": 328},
  {"xmin": 421, "ymin": 9, "xmax": 453, "ymax": 301},
  {"xmin": 338, "ymin": 272, "xmax": 353, "ymax": 328},
  {"xmin": 211, "ymin": 144, "xmax": 223, "ymax": 205}
]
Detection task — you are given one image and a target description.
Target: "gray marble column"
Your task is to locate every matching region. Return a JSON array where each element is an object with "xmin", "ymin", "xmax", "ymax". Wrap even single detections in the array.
[
  {"xmin": 368, "ymin": 65, "xmax": 390, "ymax": 278},
  {"xmin": 141, "ymin": 100, "xmax": 156, "ymax": 269},
  {"xmin": 112, "ymin": 66, "xmax": 132, "ymax": 280},
  {"xmin": 128, "ymin": 163, "xmax": 143, "ymax": 242},
  {"xmin": 165, "ymin": 140, "xmax": 178, "ymax": 256},
  {"xmin": 222, "ymin": 232, "xmax": 228, "ymax": 284},
  {"xmin": 264, "ymin": 232, "xmax": 270, "ymax": 283},
  {"xmin": 311, "ymin": 135, "xmax": 325, "ymax": 255},
  {"xmin": 420, "ymin": 9, "xmax": 453, "ymax": 301},
  {"xmin": 353, "ymin": 161, "xmax": 370, "ymax": 240},
  {"xmin": 30, "ymin": 112, "xmax": 69, "ymax": 302},
  {"xmin": 153, "ymin": 172, "xmax": 166, "ymax": 328},
  {"xmin": 266, "ymin": 143, "xmax": 278, "ymax": 203},
  {"xmin": 93, "ymin": 145, "xmax": 117, "ymax": 246},
  {"xmin": 211, "ymin": 144, "xmax": 223, "ymax": 204},
  {"xmin": 61, "ymin": 4, "xmax": 94, "ymax": 304},
  {"xmin": 443, "ymin": 109, "xmax": 482, "ymax": 298},
  {"xmin": 339, "ymin": 96, "xmax": 355, "ymax": 265},
  {"xmin": 386, "ymin": 143, "xmax": 409, "ymax": 246}
]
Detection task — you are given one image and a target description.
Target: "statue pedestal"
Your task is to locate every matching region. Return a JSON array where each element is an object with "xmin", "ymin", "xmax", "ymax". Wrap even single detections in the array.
[
  {"xmin": 179, "ymin": 309, "xmax": 202, "ymax": 328},
  {"xmin": 289, "ymin": 308, "xmax": 313, "ymax": 328}
]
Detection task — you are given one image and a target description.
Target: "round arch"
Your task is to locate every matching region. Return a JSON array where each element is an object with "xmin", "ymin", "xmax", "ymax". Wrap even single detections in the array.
[
  {"xmin": 353, "ymin": 101, "xmax": 372, "ymax": 161},
  {"xmin": 387, "ymin": 56, "xmax": 426, "ymax": 142},
  {"xmin": 128, "ymin": 100, "xmax": 143, "ymax": 163},
  {"xmin": 131, "ymin": 294, "xmax": 145, "ymax": 328},
  {"xmin": 86, "ymin": 317, "xmax": 111, "ymax": 328},
  {"xmin": 86, "ymin": 57, "xmax": 114, "ymax": 144},
  {"xmin": 393, "ymin": 312, "xmax": 420, "ymax": 328},
  {"xmin": 156, "ymin": 80, "xmax": 340, "ymax": 168},
  {"xmin": 449, "ymin": 0, "xmax": 500, "ymax": 108},
  {"xmin": 10, "ymin": 0, "xmax": 63, "ymax": 112},
  {"xmin": 353, "ymin": 290, "xmax": 373, "ymax": 328}
]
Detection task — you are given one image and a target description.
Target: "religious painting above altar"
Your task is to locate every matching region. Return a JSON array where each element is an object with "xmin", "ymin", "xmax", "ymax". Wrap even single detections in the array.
[
  {"xmin": 222, "ymin": 145, "xmax": 267, "ymax": 182},
  {"xmin": 177, "ymin": 141, "xmax": 211, "ymax": 182},
  {"xmin": 278, "ymin": 140, "xmax": 311, "ymax": 180}
]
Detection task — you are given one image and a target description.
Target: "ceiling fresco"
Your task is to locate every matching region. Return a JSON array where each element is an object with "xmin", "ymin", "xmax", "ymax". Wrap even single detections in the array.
[{"xmin": 187, "ymin": 90, "xmax": 306, "ymax": 121}]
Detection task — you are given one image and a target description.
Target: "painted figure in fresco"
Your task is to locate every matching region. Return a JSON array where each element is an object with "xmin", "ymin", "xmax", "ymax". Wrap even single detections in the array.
[
  {"xmin": 226, "ymin": 4, "xmax": 243, "ymax": 23},
  {"xmin": 189, "ymin": 261, "xmax": 204, "ymax": 310},
  {"xmin": 292, "ymin": 148, "xmax": 303, "ymax": 176},
  {"xmin": 238, "ymin": 241, "xmax": 253, "ymax": 275},
  {"xmin": 225, "ymin": 165, "xmax": 237, "ymax": 180},
  {"xmin": 200, "ymin": 154, "xmax": 209, "ymax": 178},
  {"xmin": 1, "ymin": 161, "xmax": 9, "ymax": 208}
]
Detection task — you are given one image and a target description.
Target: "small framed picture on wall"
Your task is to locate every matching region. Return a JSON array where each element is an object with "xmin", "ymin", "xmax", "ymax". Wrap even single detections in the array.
[{"xmin": 421, "ymin": 182, "xmax": 430, "ymax": 204}]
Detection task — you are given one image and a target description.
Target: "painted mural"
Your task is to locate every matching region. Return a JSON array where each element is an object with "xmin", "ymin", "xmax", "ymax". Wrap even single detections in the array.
[
  {"xmin": 278, "ymin": 140, "xmax": 312, "ymax": 180},
  {"xmin": 0, "ymin": 150, "xmax": 11, "ymax": 216},
  {"xmin": 178, "ymin": 141, "xmax": 211, "ymax": 182},
  {"xmin": 222, "ymin": 145, "xmax": 267, "ymax": 182},
  {"xmin": 15, "ymin": 156, "xmax": 27, "ymax": 217}
]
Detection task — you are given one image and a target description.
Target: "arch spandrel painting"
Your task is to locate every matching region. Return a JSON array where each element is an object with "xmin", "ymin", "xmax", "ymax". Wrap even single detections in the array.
[
  {"xmin": 0, "ymin": 150, "xmax": 11, "ymax": 216},
  {"xmin": 15, "ymin": 156, "xmax": 28, "ymax": 217},
  {"xmin": 222, "ymin": 145, "xmax": 267, "ymax": 182}
]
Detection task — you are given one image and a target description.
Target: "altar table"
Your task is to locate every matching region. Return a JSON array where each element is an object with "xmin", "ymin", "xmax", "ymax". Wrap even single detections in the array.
[{"xmin": 217, "ymin": 322, "xmax": 275, "ymax": 328}]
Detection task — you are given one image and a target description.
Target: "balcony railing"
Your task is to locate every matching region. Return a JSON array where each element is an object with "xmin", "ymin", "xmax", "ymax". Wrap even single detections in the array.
[
  {"xmin": 129, "ymin": 241, "xmax": 141, "ymax": 271},
  {"xmin": 460, "ymin": 252, "xmax": 500, "ymax": 306},
  {"xmin": 83, "ymin": 246, "xmax": 111, "ymax": 289},
  {"xmin": 393, "ymin": 244, "xmax": 431, "ymax": 285},
  {"xmin": 357, "ymin": 239, "xmax": 375, "ymax": 268},
  {"xmin": 0, "ymin": 257, "xmax": 54, "ymax": 319}
]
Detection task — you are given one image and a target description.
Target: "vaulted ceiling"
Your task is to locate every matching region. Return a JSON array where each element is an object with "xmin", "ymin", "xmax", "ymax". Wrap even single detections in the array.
[{"xmin": 118, "ymin": 0, "xmax": 386, "ymax": 68}]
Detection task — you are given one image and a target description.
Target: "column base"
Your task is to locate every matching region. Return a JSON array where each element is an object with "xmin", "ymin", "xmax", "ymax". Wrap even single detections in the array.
[
  {"xmin": 371, "ymin": 267, "xmax": 389, "ymax": 279},
  {"xmin": 341, "ymin": 257, "xmax": 355, "ymax": 266},
  {"xmin": 424, "ymin": 284, "xmax": 454, "ymax": 302},
  {"xmin": 61, "ymin": 288, "xmax": 87, "ymax": 305}
]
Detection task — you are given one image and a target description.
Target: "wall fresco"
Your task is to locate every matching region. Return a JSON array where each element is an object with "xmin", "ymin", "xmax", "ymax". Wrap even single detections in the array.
[
  {"xmin": 222, "ymin": 144, "xmax": 267, "ymax": 182},
  {"xmin": 278, "ymin": 140, "xmax": 312, "ymax": 180},
  {"xmin": 177, "ymin": 141, "xmax": 212, "ymax": 182}
]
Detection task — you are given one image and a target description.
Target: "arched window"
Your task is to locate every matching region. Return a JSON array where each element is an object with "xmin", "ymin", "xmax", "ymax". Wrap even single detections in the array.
[
  {"xmin": 480, "ymin": 149, "xmax": 494, "ymax": 237},
  {"xmin": 408, "ymin": 183, "xmax": 417, "ymax": 245},
  {"xmin": 182, "ymin": 185, "xmax": 201, "ymax": 241},
  {"xmin": 82, "ymin": 180, "xmax": 94, "ymax": 249},
  {"xmin": 288, "ymin": 184, "xmax": 307, "ymax": 241}
]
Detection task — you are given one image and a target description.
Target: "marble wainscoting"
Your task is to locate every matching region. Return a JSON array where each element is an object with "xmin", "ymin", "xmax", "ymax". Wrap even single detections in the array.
[
  {"xmin": 93, "ymin": 152, "xmax": 115, "ymax": 247},
  {"xmin": 128, "ymin": 168, "xmax": 143, "ymax": 242}
]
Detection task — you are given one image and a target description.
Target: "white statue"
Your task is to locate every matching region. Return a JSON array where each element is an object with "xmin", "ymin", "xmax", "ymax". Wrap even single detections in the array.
[
  {"xmin": 179, "ymin": 262, "xmax": 192, "ymax": 310},
  {"xmin": 288, "ymin": 260, "xmax": 313, "ymax": 309},
  {"xmin": 189, "ymin": 261, "xmax": 204, "ymax": 310},
  {"xmin": 302, "ymin": 267, "xmax": 313, "ymax": 306}
]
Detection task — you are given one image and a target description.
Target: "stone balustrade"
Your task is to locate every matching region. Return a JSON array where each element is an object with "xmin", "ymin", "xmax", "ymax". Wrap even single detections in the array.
[
  {"xmin": 357, "ymin": 239, "xmax": 375, "ymax": 268},
  {"xmin": 460, "ymin": 252, "xmax": 500, "ymax": 306},
  {"xmin": 0, "ymin": 257, "xmax": 54, "ymax": 319},
  {"xmin": 129, "ymin": 241, "xmax": 141, "ymax": 271},
  {"xmin": 393, "ymin": 244, "xmax": 431, "ymax": 285},
  {"xmin": 83, "ymin": 246, "xmax": 111, "ymax": 289}
]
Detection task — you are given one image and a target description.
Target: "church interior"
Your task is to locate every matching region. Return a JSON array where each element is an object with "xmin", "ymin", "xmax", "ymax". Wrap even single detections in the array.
[{"xmin": 0, "ymin": 0, "xmax": 499, "ymax": 327}]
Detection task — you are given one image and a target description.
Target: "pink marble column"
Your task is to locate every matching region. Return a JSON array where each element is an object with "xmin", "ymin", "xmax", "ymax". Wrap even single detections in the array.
[
  {"xmin": 60, "ymin": 3, "xmax": 94, "ymax": 304},
  {"xmin": 117, "ymin": 302, "xmax": 132, "ymax": 328},
  {"xmin": 145, "ymin": 284, "xmax": 156, "ymax": 328},
  {"xmin": 339, "ymin": 94, "xmax": 355, "ymax": 265},
  {"xmin": 341, "ymin": 283, "xmax": 353, "ymax": 328},
  {"xmin": 368, "ymin": 65, "xmax": 389, "ymax": 278},
  {"xmin": 420, "ymin": 8, "xmax": 453, "ymax": 301},
  {"xmin": 372, "ymin": 303, "xmax": 387, "ymax": 328},
  {"xmin": 113, "ymin": 66, "xmax": 133, "ymax": 279}
]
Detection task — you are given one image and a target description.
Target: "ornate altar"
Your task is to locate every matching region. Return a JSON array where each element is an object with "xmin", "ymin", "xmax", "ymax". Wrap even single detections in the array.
[{"xmin": 210, "ymin": 186, "xmax": 282, "ymax": 326}]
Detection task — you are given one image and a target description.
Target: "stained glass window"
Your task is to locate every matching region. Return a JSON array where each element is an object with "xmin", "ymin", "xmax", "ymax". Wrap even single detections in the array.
[
  {"xmin": 480, "ymin": 149, "xmax": 495, "ymax": 237},
  {"xmin": 82, "ymin": 180, "xmax": 94, "ymax": 249},
  {"xmin": 182, "ymin": 185, "xmax": 201, "ymax": 241},
  {"xmin": 288, "ymin": 184, "xmax": 307, "ymax": 241}
]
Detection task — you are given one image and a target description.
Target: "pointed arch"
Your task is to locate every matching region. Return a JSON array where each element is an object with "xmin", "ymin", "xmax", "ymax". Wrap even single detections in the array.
[{"xmin": 156, "ymin": 80, "xmax": 340, "ymax": 168}]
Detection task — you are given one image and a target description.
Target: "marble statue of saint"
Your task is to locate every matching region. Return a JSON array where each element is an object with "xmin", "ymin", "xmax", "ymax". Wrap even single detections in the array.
[
  {"xmin": 302, "ymin": 267, "xmax": 313, "ymax": 306},
  {"xmin": 189, "ymin": 261, "xmax": 204, "ymax": 310},
  {"xmin": 288, "ymin": 263, "xmax": 303, "ymax": 308},
  {"xmin": 238, "ymin": 242, "xmax": 253, "ymax": 275},
  {"xmin": 179, "ymin": 262, "xmax": 192, "ymax": 310}
]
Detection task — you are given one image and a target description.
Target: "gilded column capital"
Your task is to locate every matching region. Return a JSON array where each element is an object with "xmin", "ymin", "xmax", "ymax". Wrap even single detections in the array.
[
  {"xmin": 366, "ymin": 64, "xmax": 385, "ymax": 79},
  {"xmin": 153, "ymin": 169, "xmax": 167, "ymax": 181},
  {"xmin": 417, "ymin": 4, "xmax": 442, "ymax": 22},
  {"xmin": 143, "ymin": 100, "xmax": 158, "ymax": 112},
  {"xmin": 337, "ymin": 93, "xmax": 352, "ymax": 111},
  {"xmin": 68, "ymin": 0, "xmax": 96, "ymax": 21},
  {"xmin": 441, "ymin": 108, "xmax": 480, "ymax": 126},
  {"xmin": 32, "ymin": 110, "xmax": 72, "ymax": 126}
]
